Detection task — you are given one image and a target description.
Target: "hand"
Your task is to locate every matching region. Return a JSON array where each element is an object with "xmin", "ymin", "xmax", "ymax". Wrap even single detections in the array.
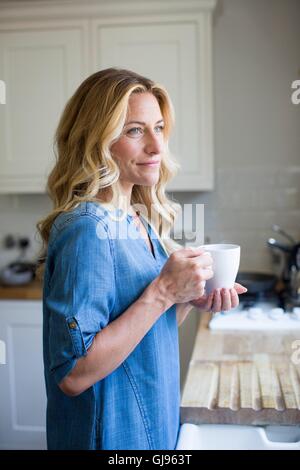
[
  {"xmin": 189, "ymin": 283, "xmax": 248, "ymax": 313},
  {"xmin": 157, "ymin": 246, "xmax": 214, "ymax": 304}
]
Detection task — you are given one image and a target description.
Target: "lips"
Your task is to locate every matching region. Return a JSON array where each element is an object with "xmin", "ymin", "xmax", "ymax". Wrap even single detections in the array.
[{"xmin": 137, "ymin": 161, "xmax": 160, "ymax": 166}]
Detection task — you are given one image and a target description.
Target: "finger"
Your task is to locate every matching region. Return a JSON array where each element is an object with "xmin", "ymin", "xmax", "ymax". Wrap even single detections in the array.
[
  {"xmin": 211, "ymin": 289, "xmax": 222, "ymax": 313},
  {"xmin": 198, "ymin": 280, "xmax": 206, "ymax": 297},
  {"xmin": 189, "ymin": 255, "xmax": 213, "ymax": 272},
  {"xmin": 181, "ymin": 246, "xmax": 206, "ymax": 258},
  {"xmin": 200, "ymin": 267, "xmax": 214, "ymax": 281},
  {"xmin": 196, "ymin": 291, "xmax": 214, "ymax": 310},
  {"xmin": 191, "ymin": 291, "xmax": 212, "ymax": 308},
  {"xmin": 205, "ymin": 292, "xmax": 214, "ymax": 311},
  {"xmin": 234, "ymin": 283, "xmax": 248, "ymax": 294},
  {"xmin": 194, "ymin": 293, "xmax": 208, "ymax": 302},
  {"xmin": 197, "ymin": 252, "xmax": 214, "ymax": 269},
  {"xmin": 230, "ymin": 288, "xmax": 239, "ymax": 309},
  {"xmin": 221, "ymin": 288, "xmax": 232, "ymax": 311}
]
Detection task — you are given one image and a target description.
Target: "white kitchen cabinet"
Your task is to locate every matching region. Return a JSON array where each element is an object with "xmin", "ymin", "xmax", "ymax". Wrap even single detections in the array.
[
  {"xmin": 0, "ymin": 0, "xmax": 216, "ymax": 193},
  {"xmin": 92, "ymin": 15, "xmax": 215, "ymax": 191},
  {"xmin": 0, "ymin": 300, "xmax": 46, "ymax": 450},
  {"xmin": 0, "ymin": 22, "xmax": 88, "ymax": 193}
]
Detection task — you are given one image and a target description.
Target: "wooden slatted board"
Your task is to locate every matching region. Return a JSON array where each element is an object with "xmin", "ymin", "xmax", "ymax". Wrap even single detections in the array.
[{"xmin": 181, "ymin": 313, "xmax": 300, "ymax": 425}]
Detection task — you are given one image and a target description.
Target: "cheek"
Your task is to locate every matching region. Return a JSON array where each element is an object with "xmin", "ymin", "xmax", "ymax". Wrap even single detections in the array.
[{"xmin": 112, "ymin": 140, "xmax": 140, "ymax": 169}]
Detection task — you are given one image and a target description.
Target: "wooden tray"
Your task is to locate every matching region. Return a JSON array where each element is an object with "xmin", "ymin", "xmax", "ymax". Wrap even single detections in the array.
[{"xmin": 181, "ymin": 313, "xmax": 300, "ymax": 425}]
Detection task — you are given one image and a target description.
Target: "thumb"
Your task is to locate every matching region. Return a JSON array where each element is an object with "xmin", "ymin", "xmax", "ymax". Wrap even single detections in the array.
[{"xmin": 234, "ymin": 282, "xmax": 248, "ymax": 294}]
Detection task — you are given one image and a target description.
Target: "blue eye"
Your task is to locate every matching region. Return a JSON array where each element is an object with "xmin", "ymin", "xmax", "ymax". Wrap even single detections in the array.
[
  {"xmin": 126, "ymin": 125, "xmax": 165, "ymax": 136},
  {"xmin": 155, "ymin": 125, "xmax": 165, "ymax": 133},
  {"xmin": 127, "ymin": 127, "xmax": 143, "ymax": 136}
]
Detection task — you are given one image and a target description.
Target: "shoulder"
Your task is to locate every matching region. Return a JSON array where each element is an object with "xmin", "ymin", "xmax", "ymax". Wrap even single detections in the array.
[
  {"xmin": 52, "ymin": 201, "xmax": 109, "ymax": 230},
  {"xmin": 48, "ymin": 201, "xmax": 112, "ymax": 247}
]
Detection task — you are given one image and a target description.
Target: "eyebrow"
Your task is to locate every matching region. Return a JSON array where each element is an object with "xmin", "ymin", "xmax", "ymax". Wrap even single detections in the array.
[{"xmin": 125, "ymin": 119, "xmax": 164, "ymax": 126}]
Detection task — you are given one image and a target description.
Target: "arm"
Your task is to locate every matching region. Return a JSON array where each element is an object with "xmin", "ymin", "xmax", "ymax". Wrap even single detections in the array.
[
  {"xmin": 60, "ymin": 277, "xmax": 173, "ymax": 397},
  {"xmin": 53, "ymin": 241, "xmax": 212, "ymax": 397}
]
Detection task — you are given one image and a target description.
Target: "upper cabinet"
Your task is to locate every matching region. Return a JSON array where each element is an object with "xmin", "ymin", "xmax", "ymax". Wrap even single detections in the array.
[
  {"xmin": 0, "ymin": 21, "xmax": 88, "ymax": 193},
  {"xmin": 0, "ymin": 0, "xmax": 217, "ymax": 193}
]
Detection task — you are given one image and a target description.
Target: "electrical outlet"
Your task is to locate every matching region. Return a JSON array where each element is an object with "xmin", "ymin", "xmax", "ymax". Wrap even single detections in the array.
[
  {"xmin": 3, "ymin": 234, "xmax": 17, "ymax": 249},
  {"xmin": 18, "ymin": 237, "xmax": 30, "ymax": 250}
]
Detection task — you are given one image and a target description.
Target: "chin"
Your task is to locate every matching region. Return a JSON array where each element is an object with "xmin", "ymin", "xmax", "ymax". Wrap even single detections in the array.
[{"xmin": 138, "ymin": 176, "xmax": 160, "ymax": 186}]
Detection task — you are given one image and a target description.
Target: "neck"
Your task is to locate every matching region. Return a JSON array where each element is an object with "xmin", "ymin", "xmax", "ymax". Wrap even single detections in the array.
[
  {"xmin": 118, "ymin": 179, "xmax": 133, "ymax": 210},
  {"xmin": 119, "ymin": 179, "xmax": 133, "ymax": 206},
  {"xmin": 96, "ymin": 181, "xmax": 136, "ymax": 215}
]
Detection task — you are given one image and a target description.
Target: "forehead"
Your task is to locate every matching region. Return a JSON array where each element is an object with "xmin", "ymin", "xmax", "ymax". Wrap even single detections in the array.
[{"xmin": 126, "ymin": 92, "xmax": 162, "ymax": 119}]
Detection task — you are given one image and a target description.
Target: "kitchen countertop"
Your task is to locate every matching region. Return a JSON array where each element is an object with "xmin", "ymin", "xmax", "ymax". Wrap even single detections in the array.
[
  {"xmin": 0, "ymin": 278, "xmax": 42, "ymax": 300},
  {"xmin": 180, "ymin": 312, "xmax": 300, "ymax": 426}
]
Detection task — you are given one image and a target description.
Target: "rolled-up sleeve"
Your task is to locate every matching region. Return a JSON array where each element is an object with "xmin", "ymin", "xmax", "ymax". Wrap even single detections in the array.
[{"xmin": 45, "ymin": 214, "xmax": 115, "ymax": 385}]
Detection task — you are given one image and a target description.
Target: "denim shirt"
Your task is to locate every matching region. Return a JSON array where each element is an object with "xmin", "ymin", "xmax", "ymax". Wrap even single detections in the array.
[{"xmin": 43, "ymin": 201, "xmax": 181, "ymax": 450}]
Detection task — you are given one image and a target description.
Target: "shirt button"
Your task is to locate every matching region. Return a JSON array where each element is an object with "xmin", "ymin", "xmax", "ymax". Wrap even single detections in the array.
[{"xmin": 68, "ymin": 321, "xmax": 77, "ymax": 329}]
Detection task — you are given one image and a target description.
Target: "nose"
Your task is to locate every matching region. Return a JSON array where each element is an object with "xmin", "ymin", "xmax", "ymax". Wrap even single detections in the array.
[{"xmin": 144, "ymin": 130, "xmax": 163, "ymax": 155}]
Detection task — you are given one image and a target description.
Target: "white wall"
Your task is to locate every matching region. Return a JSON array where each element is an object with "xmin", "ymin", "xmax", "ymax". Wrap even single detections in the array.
[
  {"xmin": 177, "ymin": 0, "xmax": 300, "ymax": 391},
  {"xmin": 0, "ymin": 0, "xmax": 299, "ymax": 390},
  {"xmin": 172, "ymin": 0, "xmax": 300, "ymax": 274}
]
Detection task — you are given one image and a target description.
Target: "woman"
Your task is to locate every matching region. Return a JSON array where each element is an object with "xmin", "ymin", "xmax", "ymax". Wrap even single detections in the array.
[{"xmin": 37, "ymin": 68, "xmax": 246, "ymax": 450}]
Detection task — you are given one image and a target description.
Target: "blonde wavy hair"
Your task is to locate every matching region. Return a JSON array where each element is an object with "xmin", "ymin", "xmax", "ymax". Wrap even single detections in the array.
[{"xmin": 36, "ymin": 67, "xmax": 181, "ymax": 279}]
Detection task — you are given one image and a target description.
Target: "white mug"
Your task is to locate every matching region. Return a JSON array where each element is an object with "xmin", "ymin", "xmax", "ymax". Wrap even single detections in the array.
[{"xmin": 201, "ymin": 244, "xmax": 240, "ymax": 294}]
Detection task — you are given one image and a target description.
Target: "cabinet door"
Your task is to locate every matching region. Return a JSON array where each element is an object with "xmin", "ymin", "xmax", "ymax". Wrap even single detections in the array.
[
  {"xmin": 0, "ymin": 300, "xmax": 46, "ymax": 449},
  {"xmin": 0, "ymin": 26, "xmax": 86, "ymax": 193},
  {"xmin": 92, "ymin": 19, "xmax": 214, "ymax": 191}
]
